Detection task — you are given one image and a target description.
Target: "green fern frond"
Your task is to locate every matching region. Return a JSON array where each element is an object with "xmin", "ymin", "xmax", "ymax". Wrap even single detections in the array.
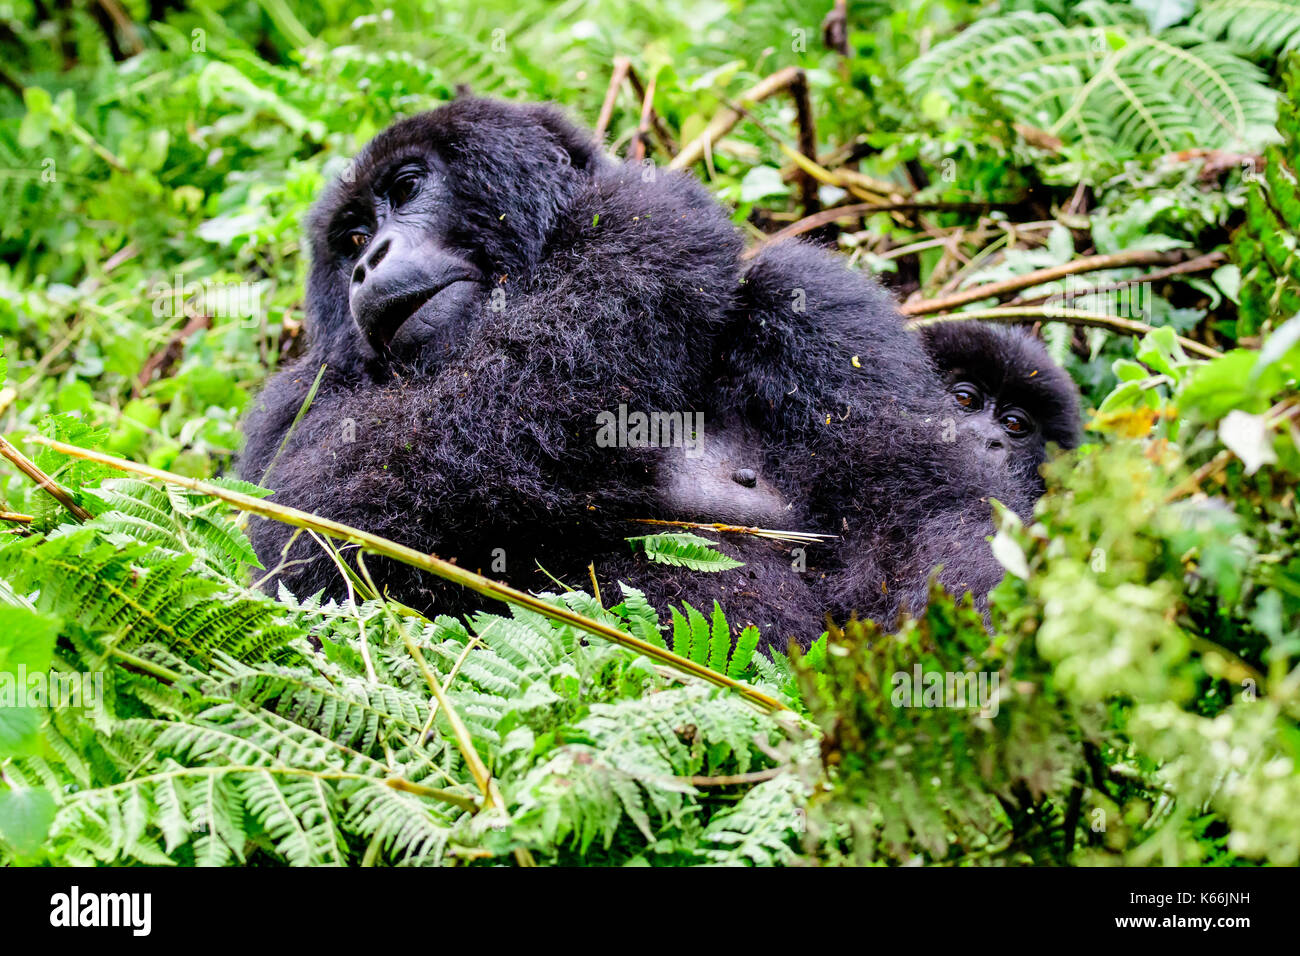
[
  {"xmin": 625, "ymin": 532, "xmax": 745, "ymax": 572},
  {"xmin": 610, "ymin": 584, "xmax": 668, "ymax": 650},
  {"xmin": 87, "ymin": 477, "xmax": 263, "ymax": 581},
  {"xmin": 1193, "ymin": 0, "xmax": 1300, "ymax": 57},
  {"xmin": 702, "ymin": 774, "xmax": 807, "ymax": 866},
  {"xmin": 904, "ymin": 12, "xmax": 1278, "ymax": 159},
  {"xmin": 0, "ymin": 529, "xmax": 300, "ymax": 662}
]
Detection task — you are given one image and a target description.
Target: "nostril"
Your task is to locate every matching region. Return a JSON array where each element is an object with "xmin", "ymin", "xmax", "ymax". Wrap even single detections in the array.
[
  {"xmin": 988, "ymin": 439, "xmax": 1005, "ymax": 451},
  {"xmin": 365, "ymin": 237, "xmax": 391, "ymax": 270},
  {"xmin": 352, "ymin": 263, "xmax": 366, "ymax": 285}
]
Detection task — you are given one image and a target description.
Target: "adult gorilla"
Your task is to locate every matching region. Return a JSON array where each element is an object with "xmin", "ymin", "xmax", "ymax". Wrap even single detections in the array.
[{"xmin": 239, "ymin": 97, "xmax": 1037, "ymax": 649}]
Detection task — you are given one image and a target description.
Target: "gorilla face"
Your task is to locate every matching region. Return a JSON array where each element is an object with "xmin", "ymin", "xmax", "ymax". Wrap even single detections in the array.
[
  {"xmin": 946, "ymin": 376, "xmax": 1043, "ymax": 479},
  {"xmin": 333, "ymin": 154, "xmax": 485, "ymax": 359},
  {"xmin": 921, "ymin": 322, "xmax": 1082, "ymax": 488},
  {"xmin": 302, "ymin": 98, "xmax": 605, "ymax": 373}
]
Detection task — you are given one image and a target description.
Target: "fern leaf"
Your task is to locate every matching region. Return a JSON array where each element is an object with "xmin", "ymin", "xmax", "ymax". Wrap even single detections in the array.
[
  {"xmin": 625, "ymin": 533, "xmax": 744, "ymax": 572},
  {"xmin": 727, "ymin": 625, "xmax": 762, "ymax": 679},
  {"xmin": 706, "ymin": 601, "xmax": 731, "ymax": 674}
]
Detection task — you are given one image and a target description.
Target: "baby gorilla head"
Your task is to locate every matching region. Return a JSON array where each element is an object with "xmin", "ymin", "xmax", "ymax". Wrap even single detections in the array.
[
  {"xmin": 921, "ymin": 322, "xmax": 1081, "ymax": 487},
  {"xmin": 303, "ymin": 97, "xmax": 604, "ymax": 369}
]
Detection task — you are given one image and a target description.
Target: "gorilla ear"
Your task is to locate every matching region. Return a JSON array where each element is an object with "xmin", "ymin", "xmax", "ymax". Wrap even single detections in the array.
[{"xmin": 531, "ymin": 106, "xmax": 602, "ymax": 174}]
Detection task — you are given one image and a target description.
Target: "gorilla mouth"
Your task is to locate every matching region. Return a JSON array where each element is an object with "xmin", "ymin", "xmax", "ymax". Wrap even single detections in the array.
[{"xmin": 372, "ymin": 277, "xmax": 481, "ymax": 347}]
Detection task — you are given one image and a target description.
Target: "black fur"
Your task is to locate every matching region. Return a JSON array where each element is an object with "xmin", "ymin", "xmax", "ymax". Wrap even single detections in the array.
[{"xmin": 239, "ymin": 97, "xmax": 1058, "ymax": 651}]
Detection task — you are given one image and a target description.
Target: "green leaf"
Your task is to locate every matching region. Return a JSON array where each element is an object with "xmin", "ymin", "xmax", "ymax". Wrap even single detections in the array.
[
  {"xmin": 739, "ymin": 166, "xmax": 790, "ymax": 204},
  {"xmin": 727, "ymin": 626, "xmax": 761, "ymax": 679},
  {"xmin": 0, "ymin": 788, "xmax": 56, "ymax": 857},
  {"xmin": 0, "ymin": 606, "xmax": 60, "ymax": 674},
  {"xmin": 625, "ymin": 533, "xmax": 743, "ymax": 572},
  {"xmin": 706, "ymin": 601, "xmax": 731, "ymax": 674}
]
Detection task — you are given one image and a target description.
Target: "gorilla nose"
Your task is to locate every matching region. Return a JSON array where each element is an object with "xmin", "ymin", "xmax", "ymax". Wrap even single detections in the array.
[
  {"xmin": 351, "ymin": 237, "xmax": 393, "ymax": 285},
  {"xmin": 349, "ymin": 238, "xmax": 483, "ymax": 347}
]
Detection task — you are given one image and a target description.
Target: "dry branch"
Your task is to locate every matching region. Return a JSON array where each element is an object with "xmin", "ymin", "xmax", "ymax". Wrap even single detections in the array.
[
  {"xmin": 901, "ymin": 249, "xmax": 1205, "ymax": 316},
  {"xmin": 906, "ymin": 307, "xmax": 1222, "ymax": 359},
  {"xmin": 1008, "ymin": 251, "xmax": 1228, "ymax": 307},
  {"xmin": 0, "ymin": 434, "xmax": 93, "ymax": 520}
]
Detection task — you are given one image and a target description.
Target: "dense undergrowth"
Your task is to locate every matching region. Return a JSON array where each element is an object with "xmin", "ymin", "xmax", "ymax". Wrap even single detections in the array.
[{"xmin": 0, "ymin": 0, "xmax": 1298, "ymax": 865}]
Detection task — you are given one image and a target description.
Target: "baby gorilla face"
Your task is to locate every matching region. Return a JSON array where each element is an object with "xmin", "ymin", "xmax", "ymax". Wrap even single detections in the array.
[
  {"xmin": 333, "ymin": 153, "xmax": 485, "ymax": 359},
  {"xmin": 946, "ymin": 378, "xmax": 1042, "ymax": 478}
]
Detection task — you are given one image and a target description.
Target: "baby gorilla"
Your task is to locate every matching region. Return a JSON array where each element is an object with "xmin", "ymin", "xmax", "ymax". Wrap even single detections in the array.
[
  {"xmin": 239, "ymin": 97, "xmax": 1053, "ymax": 651},
  {"xmin": 920, "ymin": 322, "xmax": 1082, "ymax": 490}
]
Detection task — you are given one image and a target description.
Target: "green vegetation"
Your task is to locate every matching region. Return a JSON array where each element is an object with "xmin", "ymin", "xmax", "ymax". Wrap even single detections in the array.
[{"xmin": 1, "ymin": 0, "xmax": 1298, "ymax": 865}]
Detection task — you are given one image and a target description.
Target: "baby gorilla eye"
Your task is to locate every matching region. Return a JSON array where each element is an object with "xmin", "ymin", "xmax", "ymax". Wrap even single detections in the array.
[
  {"xmin": 950, "ymin": 382, "xmax": 983, "ymax": 412},
  {"xmin": 999, "ymin": 409, "xmax": 1033, "ymax": 436}
]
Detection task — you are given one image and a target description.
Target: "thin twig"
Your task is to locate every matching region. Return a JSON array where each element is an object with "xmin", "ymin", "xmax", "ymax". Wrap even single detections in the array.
[
  {"xmin": 383, "ymin": 776, "xmax": 479, "ymax": 814},
  {"xmin": 0, "ymin": 434, "xmax": 93, "ymax": 520},
  {"xmin": 1164, "ymin": 399, "xmax": 1300, "ymax": 501},
  {"xmin": 626, "ymin": 66, "xmax": 678, "ymax": 156},
  {"xmin": 788, "ymin": 69, "xmax": 819, "ymax": 215},
  {"xmin": 905, "ymin": 308, "xmax": 1221, "ymax": 359},
  {"xmin": 900, "ymin": 249, "xmax": 1204, "ymax": 316},
  {"xmin": 399, "ymin": 620, "xmax": 537, "ymax": 866},
  {"xmin": 135, "ymin": 313, "xmax": 212, "ymax": 396},
  {"xmin": 685, "ymin": 767, "xmax": 783, "ymax": 786},
  {"xmin": 669, "ymin": 66, "xmax": 804, "ymax": 171},
  {"xmin": 631, "ymin": 72, "xmax": 657, "ymax": 165},
  {"xmin": 259, "ymin": 363, "xmax": 327, "ymax": 486},
  {"xmin": 418, "ymin": 635, "xmax": 483, "ymax": 744},
  {"xmin": 744, "ymin": 201, "xmax": 1016, "ymax": 258},
  {"xmin": 1008, "ymin": 251, "xmax": 1228, "ymax": 307},
  {"xmin": 594, "ymin": 57, "xmax": 632, "ymax": 143},
  {"xmin": 633, "ymin": 517, "xmax": 836, "ymax": 544}
]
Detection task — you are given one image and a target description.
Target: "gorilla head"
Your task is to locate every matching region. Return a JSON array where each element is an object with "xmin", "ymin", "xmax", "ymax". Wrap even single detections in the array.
[
  {"xmin": 240, "ymin": 96, "xmax": 753, "ymax": 627},
  {"xmin": 303, "ymin": 99, "xmax": 605, "ymax": 369},
  {"xmin": 921, "ymin": 322, "xmax": 1081, "ymax": 488}
]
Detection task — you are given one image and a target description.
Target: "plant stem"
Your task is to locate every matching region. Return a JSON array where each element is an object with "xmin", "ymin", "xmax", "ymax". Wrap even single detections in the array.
[
  {"xmin": 901, "ymin": 249, "xmax": 1220, "ymax": 315},
  {"xmin": 906, "ymin": 307, "xmax": 1222, "ymax": 359},
  {"xmin": 27, "ymin": 435, "xmax": 788, "ymax": 714},
  {"xmin": 0, "ymin": 434, "xmax": 92, "ymax": 520}
]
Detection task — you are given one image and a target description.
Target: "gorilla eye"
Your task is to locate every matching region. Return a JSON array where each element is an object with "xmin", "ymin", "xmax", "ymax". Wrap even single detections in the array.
[
  {"xmin": 348, "ymin": 230, "xmax": 370, "ymax": 252},
  {"xmin": 950, "ymin": 383, "xmax": 983, "ymax": 412},
  {"xmin": 388, "ymin": 171, "xmax": 421, "ymax": 207},
  {"xmin": 1000, "ymin": 410, "xmax": 1033, "ymax": 436}
]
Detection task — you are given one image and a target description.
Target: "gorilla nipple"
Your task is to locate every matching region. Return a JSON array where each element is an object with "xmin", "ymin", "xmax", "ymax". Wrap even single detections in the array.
[{"xmin": 732, "ymin": 467, "xmax": 758, "ymax": 488}]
